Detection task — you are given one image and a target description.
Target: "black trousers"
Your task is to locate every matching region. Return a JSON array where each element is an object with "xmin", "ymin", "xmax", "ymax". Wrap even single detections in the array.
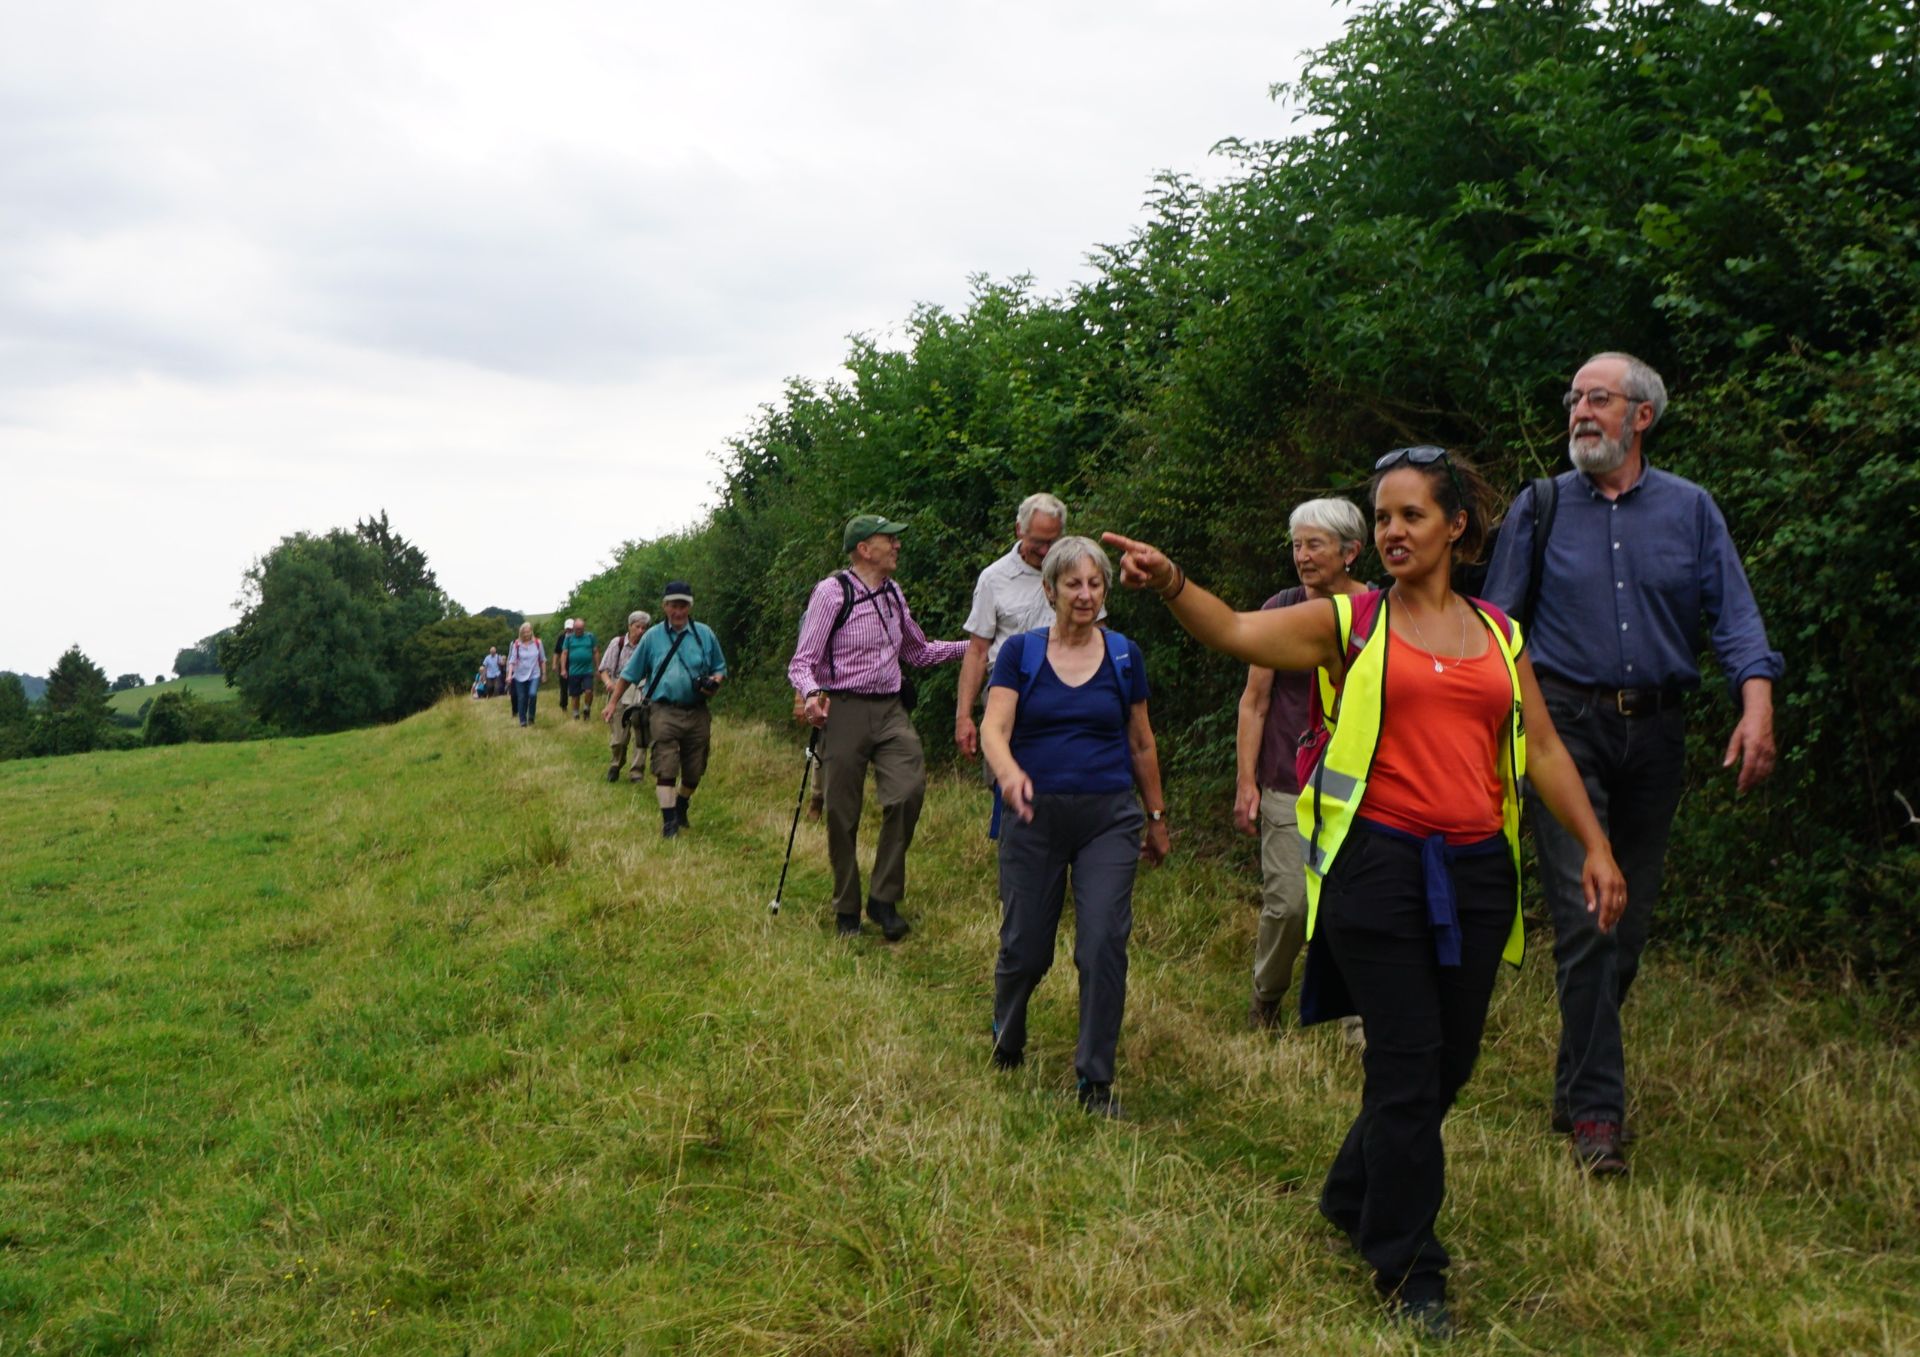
[
  {"xmin": 1529, "ymin": 680, "xmax": 1687, "ymax": 1125},
  {"xmin": 1316, "ymin": 828, "xmax": 1516, "ymax": 1305},
  {"xmin": 993, "ymin": 792, "xmax": 1142, "ymax": 1085}
]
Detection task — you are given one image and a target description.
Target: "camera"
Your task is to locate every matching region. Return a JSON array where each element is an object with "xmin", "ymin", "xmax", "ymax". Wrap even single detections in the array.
[{"xmin": 695, "ymin": 675, "xmax": 721, "ymax": 699}]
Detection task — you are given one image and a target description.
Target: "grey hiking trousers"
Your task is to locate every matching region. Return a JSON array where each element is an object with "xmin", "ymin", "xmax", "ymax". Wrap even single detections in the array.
[{"xmin": 992, "ymin": 791, "xmax": 1143, "ymax": 1085}]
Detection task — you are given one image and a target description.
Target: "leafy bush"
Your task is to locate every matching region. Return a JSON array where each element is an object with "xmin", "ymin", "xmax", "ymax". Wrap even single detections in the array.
[
  {"xmin": 143, "ymin": 689, "xmax": 267, "ymax": 747},
  {"xmin": 221, "ymin": 513, "xmax": 455, "ymax": 734},
  {"xmin": 560, "ymin": 0, "xmax": 1919, "ymax": 997}
]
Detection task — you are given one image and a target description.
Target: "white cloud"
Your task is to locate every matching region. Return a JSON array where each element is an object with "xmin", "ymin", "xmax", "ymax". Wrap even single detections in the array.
[{"xmin": 0, "ymin": 0, "xmax": 1350, "ymax": 678}]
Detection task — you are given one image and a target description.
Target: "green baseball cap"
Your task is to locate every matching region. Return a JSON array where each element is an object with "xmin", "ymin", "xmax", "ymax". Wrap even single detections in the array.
[{"xmin": 842, "ymin": 513, "xmax": 909, "ymax": 552}]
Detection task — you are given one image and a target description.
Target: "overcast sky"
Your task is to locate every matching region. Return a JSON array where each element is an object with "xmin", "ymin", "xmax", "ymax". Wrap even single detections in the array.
[{"xmin": 1, "ymin": 0, "xmax": 1353, "ymax": 681}]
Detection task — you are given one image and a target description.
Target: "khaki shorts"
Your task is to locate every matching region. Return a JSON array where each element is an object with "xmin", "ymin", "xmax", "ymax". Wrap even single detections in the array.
[{"xmin": 648, "ymin": 702, "xmax": 711, "ymax": 785}]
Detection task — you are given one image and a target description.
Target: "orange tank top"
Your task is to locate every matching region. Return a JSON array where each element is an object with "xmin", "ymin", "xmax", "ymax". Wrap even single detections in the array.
[{"xmin": 1358, "ymin": 628, "xmax": 1508, "ymax": 844}]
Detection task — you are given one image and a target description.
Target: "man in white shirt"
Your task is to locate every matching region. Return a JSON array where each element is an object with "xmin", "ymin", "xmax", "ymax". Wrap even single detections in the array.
[{"xmin": 954, "ymin": 492, "xmax": 1070, "ymax": 760}]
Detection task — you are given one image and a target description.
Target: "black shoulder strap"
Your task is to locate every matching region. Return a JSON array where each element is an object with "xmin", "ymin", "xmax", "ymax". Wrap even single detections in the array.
[
  {"xmin": 824, "ymin": 571, "xmax": 857, "ymax": 681},
  {"xmin": 642, "ymin": 627, "xmax": 692, "ymax": 702},
  {"xmin": 1520, "ymin": 476, "xmax": 1559, "ymax": 632}
]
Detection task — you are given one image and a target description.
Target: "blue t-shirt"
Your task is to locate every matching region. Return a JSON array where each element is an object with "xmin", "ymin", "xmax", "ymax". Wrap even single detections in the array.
[
  {"xmin": 620, "ymin": 621, "xmax": 727, "ymax": 705},
  {"xmin": 989, "ymin": 631, "xmax": 1149, "ymax": 795}
]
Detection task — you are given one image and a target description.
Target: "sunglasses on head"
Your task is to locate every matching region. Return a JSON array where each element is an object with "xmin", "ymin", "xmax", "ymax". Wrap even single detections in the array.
[
  {"xmin": 1374, "ymin": 444, "xmax": 1466, "ymax": 503},
  {"xmin": 1374, "ymin": 445, "xmax": 1449, "ymax": 471}
]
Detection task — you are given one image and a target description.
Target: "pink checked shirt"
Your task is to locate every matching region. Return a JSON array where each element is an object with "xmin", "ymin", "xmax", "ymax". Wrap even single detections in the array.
[{"xmin": 788, "ymin": 572, "xmax": 967, "ymax": 696}]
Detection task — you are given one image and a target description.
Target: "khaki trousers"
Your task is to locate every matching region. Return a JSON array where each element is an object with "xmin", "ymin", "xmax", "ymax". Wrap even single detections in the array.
[
  {"xmin": 1253, "ymin": 788, "xmax": 1308, "ymax": 1003},
  {"xmin": 607, "ymin": 686, "xmax": 648, "ymax": 778},
  {"xmin": 820, "ymin": 693, "xmax": 924, "ymax": 915},
  {"xmin": 1255, "ymin": 787, "xmax": 1362, "ymax": 1038}
]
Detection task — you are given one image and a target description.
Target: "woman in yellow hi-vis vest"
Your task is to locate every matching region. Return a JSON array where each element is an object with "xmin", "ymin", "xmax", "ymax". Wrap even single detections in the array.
[{"xmin": 1105, "ymin": 449, "xmax": 1624, "ymax": 1339}]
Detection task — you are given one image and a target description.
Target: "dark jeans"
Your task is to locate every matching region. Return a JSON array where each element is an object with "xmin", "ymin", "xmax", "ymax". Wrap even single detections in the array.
[
  {"xmin": 993, "ymin": 792, "xmax": 1142, "ymax": 1086},
  {"xmin": 1527, "ymin": 681, "xmax": 1686, "ymax": 1125},
  {"xmin": 511, "ymin": 677, "xmax": 539, "ymax": 724},
  {"xmin": 1317, "ymin": 829, "xmax": 1516, "ymax": 1305}
]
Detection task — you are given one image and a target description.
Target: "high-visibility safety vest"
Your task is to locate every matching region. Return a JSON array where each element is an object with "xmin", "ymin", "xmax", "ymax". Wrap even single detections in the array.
[{"xmin": 1296, "ymin": 589, "xmax": 1528, "ymax": 967}]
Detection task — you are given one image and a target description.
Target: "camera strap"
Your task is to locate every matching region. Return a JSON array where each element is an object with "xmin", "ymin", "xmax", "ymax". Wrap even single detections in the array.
[{"xmin": 641, "ymin": 626, "xmax": 694, "ymax": 704}]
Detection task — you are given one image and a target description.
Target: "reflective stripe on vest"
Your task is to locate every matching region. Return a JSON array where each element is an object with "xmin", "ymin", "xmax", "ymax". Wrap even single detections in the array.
[{"xmin": 1295, "ymin": 593, "xmax": 1530, "ymax": 968}]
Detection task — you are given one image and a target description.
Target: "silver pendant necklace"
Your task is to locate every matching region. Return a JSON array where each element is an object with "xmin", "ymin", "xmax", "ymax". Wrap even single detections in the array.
[{"xmin": 1398, "ymin": 590, "xmax": 1468, "ymax": 673}]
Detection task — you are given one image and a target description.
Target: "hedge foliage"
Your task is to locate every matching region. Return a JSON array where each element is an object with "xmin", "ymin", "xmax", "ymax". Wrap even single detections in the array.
[{"xmin": 566, "ymin": 0, "xmax": 1919, "ymax": 997}]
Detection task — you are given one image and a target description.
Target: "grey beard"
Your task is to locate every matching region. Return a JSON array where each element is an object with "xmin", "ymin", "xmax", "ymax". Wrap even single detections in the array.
[{"xmin": 1569, "ymin": 427, "xmax": 1629, "ymax": 475}]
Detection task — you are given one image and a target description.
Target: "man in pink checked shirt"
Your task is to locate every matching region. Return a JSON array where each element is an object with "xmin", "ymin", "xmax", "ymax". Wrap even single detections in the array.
[{"xmin": 790, "ymin": 514, "xmax": 970, "ymax": 941}]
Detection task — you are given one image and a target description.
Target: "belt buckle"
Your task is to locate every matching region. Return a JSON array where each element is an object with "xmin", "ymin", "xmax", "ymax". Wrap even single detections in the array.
[{"xmin": 1614, "ymin": 689, "xmax": 1632, "ymax": 717}]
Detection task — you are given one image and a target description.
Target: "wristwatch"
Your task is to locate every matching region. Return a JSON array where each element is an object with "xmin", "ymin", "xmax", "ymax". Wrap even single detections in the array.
[{"xmin": 1146, "ymin": 809, "xmax": 1166, "ymax": 823}]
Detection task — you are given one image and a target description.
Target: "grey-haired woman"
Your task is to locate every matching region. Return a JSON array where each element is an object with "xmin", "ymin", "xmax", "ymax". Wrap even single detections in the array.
[{"xmin": 979, "ymin": 535, "xmax": 1169, "ymax": 1118}]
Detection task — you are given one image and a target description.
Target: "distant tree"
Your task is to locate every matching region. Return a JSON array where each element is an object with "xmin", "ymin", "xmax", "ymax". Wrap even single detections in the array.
[
  {"xmin": 142, "ymin": 689, "xmax": 197, "ymax": 746},
  {"xmin": 172, "ymin": 630, "xmax": 229, "ymax": 677},
  {"xmin": 357, "ymin": 510, "xmax": 443, "ymax": 602},
  {"xmin": 111, "ymin": 673, "xmax": 146, "ymax": 692},
  {"xmin": 222, "ymin": 515, "xmax": 456, "ymax": 734},
  {"xmin": 40, "ymin": 646, "xmax": 112, "ymax": 755},
  {"xmin": 154, "ymin": 674, "xmax": 166, "ymax": 685},
  {"xmin": 1, "ymin": 671, "xmax": 48, "ymax": 704},
  {"xmin": 0, "ymin": 673, "xmax": 29, "ymax": 761},
  {"xmin": 478, "ymin": 606, "xmax": 525, "ymax": 629},
  {"xmin": 405, "ymin": 615, "xmax": 517, "ymax": 707},
  {"xmin": 0, "ymin": 673, "xmax": 28, "ymax": 726}
]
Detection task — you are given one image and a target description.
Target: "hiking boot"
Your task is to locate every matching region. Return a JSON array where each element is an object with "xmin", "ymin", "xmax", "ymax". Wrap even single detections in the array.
[
  {"xmin": 1570, "ymin": 1120, "xmax": 1629, "ymax": 1177},
  {"xmin": 866, "ymin": 898, "xmax": 910, "ymax": 942},
  {"xmin": 1076, "ymin": 1079, "xmax": 1122, "ymax": 1119},
  {"xmin": 1247, "ymin": 994, "xmax": 1282, "ymax": 1031},
  {"xmin": 674, "ymin": 796, "xmax": 691, "ymax": 829},
  {"xmin": 835, "ymin": 913, "xmax": 861, "ymax": 938},
  {"xmin": 661, "ymin": 818, "xmax": 680, "ymax": 840},
  {"xmin": 1392, "ymin": 1297, "xmax": 1455, "ymax": 1340},
  {"xmin": 990, "ymin": 1023, "xmax": 1023, "ymax": 1070},
  {"xmin": 1553, "ymin": 1106, "xmax": 1636, "ymax": 1143},
  {"xmin": 606, "ymin": 763, "xmax": 621, "ymax": 783}
]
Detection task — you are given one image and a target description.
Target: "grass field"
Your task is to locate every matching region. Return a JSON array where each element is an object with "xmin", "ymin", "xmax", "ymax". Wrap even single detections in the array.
[
  {"xmin": 103, "ymin": 673, "xmax": 237, "ymax": 716},
  {"xmin": 1, "ymin": 699, "xmax": 1914, "ymax": 1354}
]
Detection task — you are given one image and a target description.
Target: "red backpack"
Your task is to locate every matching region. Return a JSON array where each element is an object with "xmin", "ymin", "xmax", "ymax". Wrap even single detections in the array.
[{"xmin": 1293, "ymin": 590, "xmax": 1383, "ymax": 788}]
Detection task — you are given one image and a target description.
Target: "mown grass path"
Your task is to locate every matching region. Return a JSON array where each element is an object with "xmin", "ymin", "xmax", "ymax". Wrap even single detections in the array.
[{"xmin": 2, "ymin": 699, "xmax": 1915, "ymax": 1354}]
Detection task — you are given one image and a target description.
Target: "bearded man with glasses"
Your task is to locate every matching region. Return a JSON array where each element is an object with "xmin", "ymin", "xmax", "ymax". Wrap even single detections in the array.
[{"xmin": 1483, "ymin": 351, "xmax": 1784, "ymax": 1177}]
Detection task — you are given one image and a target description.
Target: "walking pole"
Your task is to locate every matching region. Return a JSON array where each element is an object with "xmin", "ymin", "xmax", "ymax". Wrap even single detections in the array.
[{"xmin": 769, "ymin": 728, "xmax": 820, "ymax": 915}]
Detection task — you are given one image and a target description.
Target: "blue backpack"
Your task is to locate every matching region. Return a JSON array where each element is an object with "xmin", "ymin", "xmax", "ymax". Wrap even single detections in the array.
[{"xmin": 989, "ymin": 626, "xmax": 1135, "ymax": 839}]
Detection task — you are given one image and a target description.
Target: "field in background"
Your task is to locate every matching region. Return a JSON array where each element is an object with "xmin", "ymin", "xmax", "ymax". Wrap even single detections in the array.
[
  {"xmin": 1, "ymin": 700, "xmax": 1914, "ymax": 1354},
  {"xmin": 104, "ymin": 672, "xmax": 237, "ymax": 716}
]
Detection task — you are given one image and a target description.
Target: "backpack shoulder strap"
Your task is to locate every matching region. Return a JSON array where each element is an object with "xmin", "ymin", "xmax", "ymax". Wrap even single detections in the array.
[
  {"xmin": 1104, "ymin": 630, "xmax": 1137, "ymax": 722},
  {"xmin": 1347, "ymin": 588, "xmax": 1384, "ymax": 661},
  {"xmin": 1521, "ymin": 476, "xmax": 1558, "ymax": 630},
  {"xmin": 1467, "ymin": 596, "xmax": 1519, "ymax": 649},
  {"xmin": 832, "ymin": 571, "xmax": 857, "ymax": 630},
  {"xmin": 1014, "ymin": 627, "xmax": 1051, "ymax": 706},
  {"xmin": 822, "ymin": 571, "xmax": 858, "ymax": 681}
]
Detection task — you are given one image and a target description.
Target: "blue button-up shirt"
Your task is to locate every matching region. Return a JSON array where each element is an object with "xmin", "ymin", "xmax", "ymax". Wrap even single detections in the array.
[
  {"xmin": 1483, "ymin": 460, "xmax": 1783, "ymax": 698},
  {"xmin": 620, "ymin": 620, "xmax": 726, "ymax": 705}
]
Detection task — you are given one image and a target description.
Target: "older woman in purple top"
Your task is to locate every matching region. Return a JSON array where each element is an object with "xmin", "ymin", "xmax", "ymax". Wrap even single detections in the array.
[
  {"xmin": 980, "ymin": 536, "xmax": 1169, "ymax": 1118},
  {"xmin": 1236, "ymin": 497, "xmax": 1371, "ymax": 1040}
]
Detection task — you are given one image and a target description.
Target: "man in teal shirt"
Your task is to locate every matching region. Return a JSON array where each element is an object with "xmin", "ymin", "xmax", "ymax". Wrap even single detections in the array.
[
  {"xmin": 604, "ymin": 581, "xmax": 727, "ymax": 838},
  {"xmin": 556, "ymin": 619, "xmax": 599, "ymax": 720}
]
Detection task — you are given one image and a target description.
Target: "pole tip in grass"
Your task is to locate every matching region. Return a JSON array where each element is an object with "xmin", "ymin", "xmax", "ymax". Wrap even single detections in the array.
[{"xmin": 768, "ymin": 899, "xmax": 781, "ymax": 915}]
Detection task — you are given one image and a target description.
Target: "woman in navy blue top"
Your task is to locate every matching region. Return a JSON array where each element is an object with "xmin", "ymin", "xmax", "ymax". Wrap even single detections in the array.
[{"xmin": 979, "ymin": 536, "xmax": 1169, "ymax": 1117}]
